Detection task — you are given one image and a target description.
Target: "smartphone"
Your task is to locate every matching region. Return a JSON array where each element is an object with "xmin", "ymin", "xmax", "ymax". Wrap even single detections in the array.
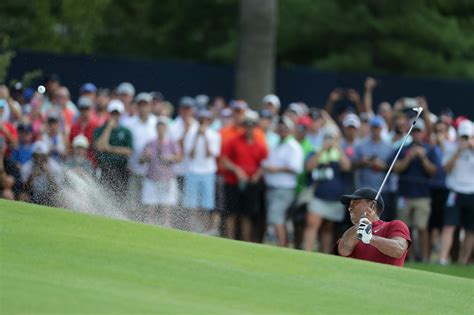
[{"xmin": 404, "ymin": 98, "xmax": 418, "ymax": 108}]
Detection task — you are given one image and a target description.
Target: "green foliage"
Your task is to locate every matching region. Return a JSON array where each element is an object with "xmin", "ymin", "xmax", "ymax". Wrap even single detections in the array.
[{"xmin": 1, "ymin": 0, "xmax": 474, "ymax": 79}]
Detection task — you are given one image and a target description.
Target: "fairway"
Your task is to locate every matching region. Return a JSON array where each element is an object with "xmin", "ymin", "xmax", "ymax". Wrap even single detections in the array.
[{"xmin": 1, "ymin": 200, "xmax": 473, "ymax": 314}]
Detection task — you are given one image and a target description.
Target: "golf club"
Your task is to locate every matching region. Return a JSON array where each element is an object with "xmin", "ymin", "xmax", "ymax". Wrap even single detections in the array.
[{"xmin": 369, "ymin": 106, "xmax": 424, "ymax": 213}]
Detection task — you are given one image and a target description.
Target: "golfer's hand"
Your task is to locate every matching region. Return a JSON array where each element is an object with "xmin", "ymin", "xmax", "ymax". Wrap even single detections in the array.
[{"xmin": 356, "ymin": 218, "xmax": 372, "ymax": 244}]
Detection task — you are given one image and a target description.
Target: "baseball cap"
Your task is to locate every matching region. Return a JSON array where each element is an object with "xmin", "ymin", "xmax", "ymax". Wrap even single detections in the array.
[
  {"xmin": 197, "ymin": 109, "xmax": 213, "ymax": 119},
  {"xmin": 244, "ymin": 110, "xmax": 259, "ymax": 125},
  {"xmin": 150, "ymin": 91, "xmax": 164, "ymax": 101},
  {"xmin": 340, "ymin": 187, "xmax": 384, "ymax": 212},
  {"xmin": 135, "ymin": 92, "xmax": 152, "ymax": 104},
  {"xmin": 296, "ymin": 115, "xmax": 313, "ymax": 128},
  {"xmin": 458, "ymin": 120, "xmax": 473, "ymax": 137},
  {"xmin": 179, "ymin": 96, "xmax": 196, "ymax": 108},
  {"xmin": 220, "ymin": 108, "xmax": 232, "ymax": 118},
  {"xmin": 116, "ymin": 82, "xmax": 135, "ymax": 96},
  {"xmin": 288, "ymin": 103, "xmax": 305, "ymax": 116},
  {"xmin": 230, "ymin": 100, "xmax": 248, "ymax": 111},
  {"xmin": 278, "ymin": 116, "xmax": 294, "ymax": 130},
  {"xmin": 369, "ymin": 115, "xmax": 385, "ymax": 128},
  {"xmin": 195, "ymin": 94, "xmax": 210, "ymax": 109},
  {"xmin": 107, "ymin": 99, "xmax": 125, "ymax": 114},
  {"xmin": 32, "ymin": 141, "xmax": 49, "ymax": 155},
  {"xmin": 262, "ymin": 94, "xmax": 281, "ymax": 109},
  {"xmin": 343, "ymin": 113, "xmax": 361, "ymax": 128},
  {"xmin": 72, "ymin": 135, "xmax": 89, "ymax": 148},
  {"xmin": 77, "ymin": 96, "xmax": 93, "ymax": 109},
  {"xmin": 156, "ymin": 116, "xmax": 170, "ymax": 125},
  {"xmin": 413, "ymin": 118, "xmax": 425, "ymax": 131},
  {"xmin": 80, "ymin": 83, "xmax": 97, "ymax": 94}
]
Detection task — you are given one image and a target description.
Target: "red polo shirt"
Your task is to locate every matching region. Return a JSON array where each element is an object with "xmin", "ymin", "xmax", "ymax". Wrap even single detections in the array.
[
  {"xmin": 221, "ymin": 133, "xmax": 268, "ymax": 185},
  {"xmin": 69, "ymin": 117, "xmax": 98, "ymax": 163},
  {"xmin": 336, "ymin": 220, "xmax": 411, "ymax": 267}
]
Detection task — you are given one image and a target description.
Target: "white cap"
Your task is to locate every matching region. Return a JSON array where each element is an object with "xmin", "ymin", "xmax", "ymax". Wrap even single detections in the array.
[
  {"xmin": 116, "ymin": 82, "xmax": 135, "ymax": 96},
  {"xmin": 32, "ymin": 141, "xmax": 49, "ymax": 155},
  {"xmin": 458, "ymin": 120, "xmax": 473, "ymax": 137},
  {"xmin": 72, "ymin": 135, "xmax": 89, "ymax": 148},
  {"xmin": 279, "ymin": 116, "xmax": 294, "ymax": 130},
  {"xmin": 288, "ymin": 103, "xmax": 305, "ymax": 116},
  {"xmin": 343, "ymin": 113, "xmax": 361, "ymax": 129},
  {"xmin": 263, "ymin": 94, "xmax": 281, "ymax": 109},
  {"xmin": 107, "ymin": 100, "xmax": 125, "ymax": 114},
  {"xmin": 244, "ymin": 110, "xmax": 259, "ymax": 124},
  {"xmin": 135, "ymin": 92, "xmax": 152, "ymax": 103}
]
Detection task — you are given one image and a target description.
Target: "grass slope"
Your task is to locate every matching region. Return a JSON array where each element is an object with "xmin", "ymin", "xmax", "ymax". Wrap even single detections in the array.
[{"xmin": 1, "ymin": 200, "xmax": 473, "ymax": 314}]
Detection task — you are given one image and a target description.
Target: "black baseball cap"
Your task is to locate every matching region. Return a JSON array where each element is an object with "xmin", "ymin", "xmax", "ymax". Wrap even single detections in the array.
[{"xmin": 340, "ymin": 187, "xmax": 384, "ymax": 211}]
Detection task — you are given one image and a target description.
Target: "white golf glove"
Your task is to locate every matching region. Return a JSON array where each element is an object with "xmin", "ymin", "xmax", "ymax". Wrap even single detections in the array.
[{"xmin": 357, "ymin": 218, "xmax": 372, "ymax": 244}]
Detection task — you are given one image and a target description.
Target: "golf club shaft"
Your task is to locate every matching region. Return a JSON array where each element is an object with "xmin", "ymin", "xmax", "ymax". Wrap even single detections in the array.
[{"xmin": 374, "ymin": 108, "xmax": 424, "ymax": 202}]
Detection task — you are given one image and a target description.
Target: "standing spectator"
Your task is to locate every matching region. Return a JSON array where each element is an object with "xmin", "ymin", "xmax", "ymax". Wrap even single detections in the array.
[
  {"xmin": 170, "ymin": 96, "xmax": 198, "ymax": 204},
  {"xmin": 183, "ymin": 110, "xmax": 221, "ymax": 233},
  {"xmin": 293, "ymin": 115, "xmax": 315, "ymax": 249},
  {"xmin": 263, "ymin": 117, "xmax": 304, "ymax": 247},
  {"xmin": 439, "ymin": 120, "xmax": 474, "ymax": 265},
  {"xmin": 393, "ymin": 119, "xmax": 438, "ymax": 262},
  {"xmin": 340, "ymin": 113, "xmax": 361, "ymax": 194},
  {"xmin": 123, "ymin": 92, "xmax": 157, "ymax": 210},
  {"xmin": 116, "ymin": 82, "xmax": 136, "ymax": 125},
  {"xmin": 94, "ymin": 88, "xmax": 110, "ymax": 127},
  {"xmin": 46, "ymin": 86, "xmax": 76, "ymax": 136},
  {"xmin": 353, "ymin": 116, "xmax": 394, "ymax": 220},
  {"xmin": 140, "ymin": 117, "xmax": 182, "ymax": 225},
  {"xmin": 0, "ymin": 99, "xmax": 18, "ymax": 155},
  {"xmin": 11, "ymin": 123, "xmax": 34, "ymax": 167},
  {"xmin": 41, "ymin": 112, "xmax": 67, "ymax": 161},
  {"xmin": 20, "ymin": 141, "xmax": 64, "ymax": 206},
  {"xmin": 93, "ymin": 100, "xmax": 133, "ymax": 201},
  {"xmin": 303, "ymin": 129, "xmax": 351, "ymax": 252},
  {"xmin": 69, "ymin": 96, "xmax": 98, "ymax": 163},
  {"xmin": 24, "ymin": 91, "xmax": 45, "ymax": 139},
  {"xmin": 64, "ymin": 135, "xmax": 94, "ymax": 176},
  {"xmin": 0, "ymin": 137, "xmax": 21, "ymax": 199},
  {"xmin": 221, "ymin": 111, "xmax": 268, "ymax": 241},
  {"xmin": 150, "ymin": 91, "xmax": 164, "ymax": 116},
  {"xmin": 42, "ymin": 74, "xmax": 61, "ymax": 109},
  {"xmin": 306, "ymin": 109, "xmax": 326, "ymax": 150}
]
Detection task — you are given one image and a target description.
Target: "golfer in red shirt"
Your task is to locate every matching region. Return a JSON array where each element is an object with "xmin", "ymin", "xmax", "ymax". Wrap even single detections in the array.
[{"xmin": 336, "ymin": 188, "xmax": 411, "ymax": 266}]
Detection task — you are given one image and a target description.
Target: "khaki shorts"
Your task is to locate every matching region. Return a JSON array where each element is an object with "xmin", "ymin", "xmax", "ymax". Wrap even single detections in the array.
[{"xmin": 397, "ymin": 197, "xmax": 431, "ymax": 230}]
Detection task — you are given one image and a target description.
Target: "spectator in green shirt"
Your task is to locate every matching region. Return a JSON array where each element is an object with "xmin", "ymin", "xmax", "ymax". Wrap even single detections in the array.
[{"xmin": 93, "ymin": 100, "xmax": 133, "ymax": 201}]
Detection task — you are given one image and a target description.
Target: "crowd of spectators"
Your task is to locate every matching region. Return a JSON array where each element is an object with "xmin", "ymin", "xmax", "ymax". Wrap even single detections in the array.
[{"xmin": 0, "ymin": 75, "xmax": 472, "ymax": 265}]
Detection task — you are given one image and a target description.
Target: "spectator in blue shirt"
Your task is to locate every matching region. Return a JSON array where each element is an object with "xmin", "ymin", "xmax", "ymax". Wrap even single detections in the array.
[
  {"xmin": 11, "ymin": 123, "xmax": 34, "ymax": 167},
  {"xmin": 393, "ymin": 119, "xmax": 438, "ymax": 262},
  {"xmin": 353, "ymin": 116, "xmax": 394, "ymax": 220}
]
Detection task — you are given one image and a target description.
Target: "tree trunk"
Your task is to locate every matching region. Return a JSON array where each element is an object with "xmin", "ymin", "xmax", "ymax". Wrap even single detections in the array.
[{"xmin": 235, "ymin": 0, "xmax": 277, "ymax": 110}]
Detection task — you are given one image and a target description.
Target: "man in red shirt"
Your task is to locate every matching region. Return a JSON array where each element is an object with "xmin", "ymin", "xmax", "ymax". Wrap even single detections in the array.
[
  {"xmin": 69, "ymin": 96, "xmax": 98, "ymax": 163},
  {"xmin": 221, "ymin": 111, "xmax": 268, "ymax": 241},
  {"xmin": 336, "ymin": 188, "xmax": 411, "ymax": 266},
  {"xmin": 0, "ymin": 99, "xmax": 18, "ymax": 156}
]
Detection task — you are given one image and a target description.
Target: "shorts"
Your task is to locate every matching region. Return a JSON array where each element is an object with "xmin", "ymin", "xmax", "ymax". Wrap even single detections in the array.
[
  {"xmin": 183, "ymin": 173, "xmax": 216, "ymax": 211},
  {"xmin": 397, "ymin": 197, "xmax": 431, "ymax": 230},
  {"xmin": 308, "ymin": 197, "xmax": 345, "ymax": 222},
  {"xmin": 443, "ymin": 192, "xmax": 474, "ymax": 231},
  {"xmin": 266, "ymin": 188, "xmax": 295, "ymax": 225},
  {"xmin": 224, "ymin": 183, "xmax": 261, "ymax": 217},
  {"xmin": 142, "ymin": 178, "xmax": 178, "ymax": 206}
]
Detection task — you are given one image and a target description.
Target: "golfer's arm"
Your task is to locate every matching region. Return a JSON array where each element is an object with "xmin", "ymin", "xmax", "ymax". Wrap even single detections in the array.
[
  {"xmin": 369, "ymin": 236, "xmax": 408, "ymax": 259},
  {"xmin": 337, "ymin": 226, "xmax": 359, "ymax": 256}
]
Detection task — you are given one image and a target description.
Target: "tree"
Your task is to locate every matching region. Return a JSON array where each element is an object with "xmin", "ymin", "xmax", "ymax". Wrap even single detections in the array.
[{"xmin": 235, "ymin": 0, "xmax": 277, "ymax": 108}]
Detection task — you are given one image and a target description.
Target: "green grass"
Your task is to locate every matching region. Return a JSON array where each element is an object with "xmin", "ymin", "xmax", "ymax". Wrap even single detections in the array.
[
  {"xmin": 1, "ymin": 200, "xmax": 473, "ymax": 314},
  {"xmin": 405, "ymin": 262, "xmax": 474, "ymax": 280}
]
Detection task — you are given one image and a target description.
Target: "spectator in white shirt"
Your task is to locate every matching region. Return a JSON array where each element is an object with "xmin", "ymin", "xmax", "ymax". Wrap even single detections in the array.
[
  {"xmin": 123, "ymin": 92, "xmax": 157, "ymax": 214},
  {"xmin": 183, "ymin": 109, "xmax": 221, "ymax": 233},
  {"xmin": 263, "ymin": 117, "xmax": 304, "ymax": 247},
  {"xmin": 439, "ymin": 120, "xmax": 474, "ymax": 265}
]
